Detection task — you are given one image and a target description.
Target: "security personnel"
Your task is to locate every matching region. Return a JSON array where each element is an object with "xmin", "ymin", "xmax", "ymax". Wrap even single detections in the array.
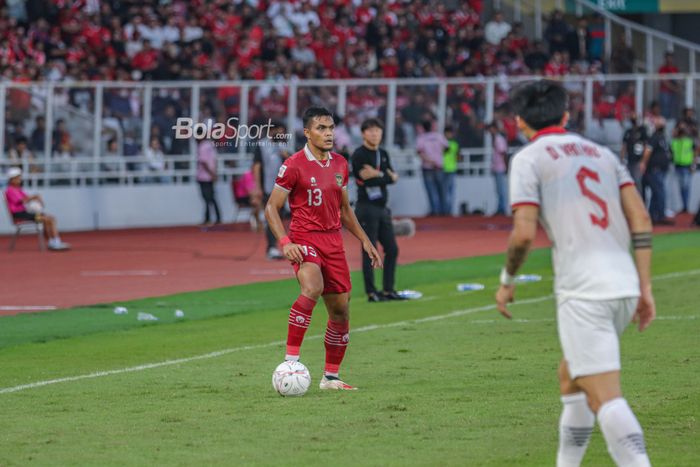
[{"xmin": 351, "ymin": 118, "xmax": 403, "ymax": 302}]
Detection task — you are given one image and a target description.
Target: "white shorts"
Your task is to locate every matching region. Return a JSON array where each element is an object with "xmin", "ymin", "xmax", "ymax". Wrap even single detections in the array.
[{"xmin": 557, "ymin": 297, "xmax": 638, "ymax": 379}]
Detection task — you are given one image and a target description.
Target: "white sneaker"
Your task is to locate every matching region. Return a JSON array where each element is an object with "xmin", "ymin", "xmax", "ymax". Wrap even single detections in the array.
[
  {"xmin": 319, "ymin": 376, "xmax": 357, "ymax": 391},
  {"xmin": 48, "ymin": 240, "xmax": 71, "ymax": 251},
  {"xmin": 267, "ymin": 247, "xmax": 283, "ymax": 260}
]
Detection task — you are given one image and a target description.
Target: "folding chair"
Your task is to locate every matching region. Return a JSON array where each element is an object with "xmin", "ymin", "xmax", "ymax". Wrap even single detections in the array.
[{"xmin": 4, "ymin": 194, "xmax": 45, "ymax": 252}]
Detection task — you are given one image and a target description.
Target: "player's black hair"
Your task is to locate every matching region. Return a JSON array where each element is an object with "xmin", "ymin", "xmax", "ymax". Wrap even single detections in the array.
[
  {"xmin": 302, "ymin": 107, "xmax": 334, "ymax": 129},
  {"xmin": 510, "ymin": 80, "xmax": 568, "ymax": 130},
  {"xmin": 360, "ymin": 118, "xmax": 384, "ymax": 132}
]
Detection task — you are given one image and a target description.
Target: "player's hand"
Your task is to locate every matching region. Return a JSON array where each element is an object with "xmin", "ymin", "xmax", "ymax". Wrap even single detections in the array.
[
  {"xmin": 633, "ymin": 285, "xmax": 656, "ymax": 331},
  {"xmin": 495, "ymin": 284, "xmax": 515, "ymax": 319},
  {"xmin": 363, "ymin": 240, "xmax": 383, "ymax": 269},
  {"xmin": 283, "ymin": 243, "xmax": 304, "ymax": 264}
]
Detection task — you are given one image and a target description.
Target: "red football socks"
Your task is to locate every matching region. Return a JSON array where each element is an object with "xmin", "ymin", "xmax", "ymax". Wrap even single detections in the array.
[
  {"xmin": 285, "ymin": 295, "xmax": 317, "ymax": 360},
  {"xmin": 324, "ymin": 320, "xmax": 349, "ymax": 376}
]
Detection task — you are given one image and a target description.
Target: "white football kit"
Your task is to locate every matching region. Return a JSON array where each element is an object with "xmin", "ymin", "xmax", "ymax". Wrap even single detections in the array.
[{"xmin": 510, "ymin": 127, "xmax": 640, "ymax": 378}]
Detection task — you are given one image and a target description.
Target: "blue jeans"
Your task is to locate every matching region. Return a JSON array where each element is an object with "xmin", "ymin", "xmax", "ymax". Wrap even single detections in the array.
[
  {"xmin": 441, "ymin": 172, "xmax": 456, "ymax": 216},
  {"xmin": 493, "ymin": 171, "xmax": 508, "ymax": 214},
  {"xmin": 643, "ymin": 168, "xmax": 666, "ymax": 222},
  {"xmin": 422, "ymin": 168, "xmax": 444, "ymax": 215},
  {"xmin": 676, "ymin": 165, "xmax": 692, "ymax": 212},
  {"xmin": 659, "ymin": 91, "xmax": 677, "ymax": 119}
]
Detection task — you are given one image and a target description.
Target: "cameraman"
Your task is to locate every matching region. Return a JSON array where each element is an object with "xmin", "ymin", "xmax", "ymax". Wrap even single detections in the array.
[
  {"xmin": 351, "ymin": 119, "xmax": 402, "ymax": 302},
  {"xmin": 621, "ymin": 113, "xmax": 647, "ymax": 193}
]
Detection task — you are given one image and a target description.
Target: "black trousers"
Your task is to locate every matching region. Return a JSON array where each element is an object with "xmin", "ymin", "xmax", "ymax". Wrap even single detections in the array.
[
  {"xmin": 198, "ymin": 181, "xmax": 221, "ymax": 223},
  {"xmin": 355, "ymin": 203, "xmax": 398, "ymax": 294}
]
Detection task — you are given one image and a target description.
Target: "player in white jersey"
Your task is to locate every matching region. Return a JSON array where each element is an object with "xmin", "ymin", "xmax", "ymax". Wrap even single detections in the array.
[{"xmin": 495, "ymin": 81, "xmax": 655, "ymax": 467}]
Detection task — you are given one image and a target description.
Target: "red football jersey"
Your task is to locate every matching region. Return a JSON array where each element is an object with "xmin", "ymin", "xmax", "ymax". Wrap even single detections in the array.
[{"xmin": 275, "ymin": 146, "xmax": 349, "ymax": 233}]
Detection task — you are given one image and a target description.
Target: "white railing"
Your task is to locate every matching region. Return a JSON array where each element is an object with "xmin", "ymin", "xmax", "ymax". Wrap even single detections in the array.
[{"xmin": 1, "ymin": 73, "xmax": 699, "ymax": 188}]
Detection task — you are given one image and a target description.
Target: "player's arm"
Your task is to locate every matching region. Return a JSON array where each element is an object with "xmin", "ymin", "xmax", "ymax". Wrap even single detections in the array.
[
  {"xmin": 620, "ymin": 185, "xmax": 655, "ymax": 331},
  {"xmin": 264, "ymin": 187, "xmax": 303, "ymax": 264},
  {"xmin": 495, "ymin": 204, "xmax": 539, "ymax": 319},
  {"xmin": 339, "ymin": 188, "xmax": 383, "ymax": 268}
]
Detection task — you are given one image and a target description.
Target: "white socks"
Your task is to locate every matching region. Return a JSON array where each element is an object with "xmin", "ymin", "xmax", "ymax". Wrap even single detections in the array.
[
  {"xmin": 557, "ymin": 392, "xmax": 595, "ymax": 467},
  {"xmin": 598, "ymin": 398, "xmax": 651, "ymax": 467},
  {"xmin": 557, "ymin": 395, "xmax": 651, "ymax": 467}
]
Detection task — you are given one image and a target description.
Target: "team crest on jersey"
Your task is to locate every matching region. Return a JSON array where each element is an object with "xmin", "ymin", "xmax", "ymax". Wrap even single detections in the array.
[
  {"xmin": 278, "ymin": 165, "xmax": 287, "ymax": 178},
  {"xmin": 335, "ymin": 173, "xmax": 343, "ymax": 186}
]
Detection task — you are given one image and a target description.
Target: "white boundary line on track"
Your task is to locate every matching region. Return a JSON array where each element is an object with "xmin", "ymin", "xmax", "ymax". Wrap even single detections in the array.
[
  {"xmin": 0, "ymin": 306, "xmax": 57, "ymax": 311},
  {"xmin": 1, "ymin": 268, "xmax": 699, "ymax": 395},
  {"xmin": 81, "ymin": 270, "xmax": 168, "ymax": 277}
]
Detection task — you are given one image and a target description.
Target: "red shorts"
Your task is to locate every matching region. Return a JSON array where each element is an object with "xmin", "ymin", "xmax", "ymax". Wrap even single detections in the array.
[{"xmin": 289, "ymin": 230, "xmax": 351, "ymax": 295}]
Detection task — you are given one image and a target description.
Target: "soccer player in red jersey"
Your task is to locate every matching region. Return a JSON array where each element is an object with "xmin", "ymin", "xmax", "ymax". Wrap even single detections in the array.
[{"xmin": 265, "ymin": 107, "xmax": 382, "ymax": 391}]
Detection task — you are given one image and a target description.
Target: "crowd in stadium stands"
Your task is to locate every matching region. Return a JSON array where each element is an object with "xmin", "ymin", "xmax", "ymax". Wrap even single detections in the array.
[{"xmin": 0, "ymin": 1, "xmax": 694, "ymax": 172}]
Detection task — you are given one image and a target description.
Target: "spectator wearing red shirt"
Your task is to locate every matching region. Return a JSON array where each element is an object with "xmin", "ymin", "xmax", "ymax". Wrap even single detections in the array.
[
  {"xmin": 131, "ymin": 39, "xmax": 159, "ymax": 73},
  {"xmin": 658, "ymin": 52, "xmax": 680, "ymax": 119},
  {"xmin": 544, "ymin": 51, "xmax": 568, "ymax": 76},
  {"xmin": 594, "ymin": 95, "xmax": 616, "ymax": 120},
  {"xmin": 508, "ymin": 23, "xmax": 529, "ymax": 53},
  {"xmin": 615, "ymin": 84, "xmax": 636, "ymax": 122},
  {"xmin": 355, "ymin": 0, "xmax": 375, "ymax": 25}
]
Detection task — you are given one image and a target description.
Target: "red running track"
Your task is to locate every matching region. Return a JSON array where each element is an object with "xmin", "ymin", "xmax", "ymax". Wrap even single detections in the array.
[{"xmin": 0, "ymin": 215, "xmax": 694, "ymax": 316}]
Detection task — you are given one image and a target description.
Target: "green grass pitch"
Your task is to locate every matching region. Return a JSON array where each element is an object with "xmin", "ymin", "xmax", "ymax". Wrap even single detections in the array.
[{"xmin": 0, "ymin": 232, "xmax": 698, "ymax": 465}]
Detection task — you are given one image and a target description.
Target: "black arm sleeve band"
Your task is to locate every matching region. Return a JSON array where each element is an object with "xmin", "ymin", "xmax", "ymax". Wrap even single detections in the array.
[{"xmin": 632, "ymin": 232, "xmax": 653, "ymax": 249}]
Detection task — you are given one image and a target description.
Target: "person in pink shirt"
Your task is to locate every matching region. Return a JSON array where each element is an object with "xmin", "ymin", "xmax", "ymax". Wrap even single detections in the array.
[
  {"xmin": 4, "ymin": 167, "xmax": 70, "ymax": 250},
  {"xmin": 488, "ymin": 122, "xmax": 509, "ymax": 215},
  {"xmin": 416, "ymin": 119, "xmax": 449, "ymax": 215},
  {"xmin": 196, "ymin": 138, "xmax": 222, "ymax": 225}
]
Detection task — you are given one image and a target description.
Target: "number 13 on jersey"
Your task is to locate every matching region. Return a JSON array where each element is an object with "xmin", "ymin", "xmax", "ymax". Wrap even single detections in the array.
[{"xmin": 307, "ymin": 188, "xmax": 322, "ymax": 206}]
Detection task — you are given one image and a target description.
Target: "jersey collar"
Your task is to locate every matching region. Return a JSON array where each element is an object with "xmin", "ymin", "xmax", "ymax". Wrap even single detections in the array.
[
  {"xmin": 531, "ymin": 126, "xmax": 567, "ymax": 142},
  {"xmin": 304, "ymin": 144, "xmax": 332, "ymax": 167}
]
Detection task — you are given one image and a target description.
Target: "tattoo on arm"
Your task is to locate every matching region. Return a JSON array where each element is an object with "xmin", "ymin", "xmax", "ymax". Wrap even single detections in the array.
[{"xmin": 506, "ymin": 242, "xmax": 530, "ymax": 276}]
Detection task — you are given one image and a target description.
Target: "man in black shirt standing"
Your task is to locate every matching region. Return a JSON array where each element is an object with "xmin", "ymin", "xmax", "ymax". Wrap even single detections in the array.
[
  {"xmin": 621, "ymin": 113, "xmax": 647, "ymax": 193},
  {"xmin": 641, "ymin": 117, "xmax": 672, "ymax": 225},
  {"xmin": 352, "ymin": 119, "xmax": 402, "ymax": 302}
]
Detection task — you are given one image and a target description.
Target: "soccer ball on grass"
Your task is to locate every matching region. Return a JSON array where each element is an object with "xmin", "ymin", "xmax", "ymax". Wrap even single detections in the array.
[{"xmin": 272, "ymin": 360, "xmax": 311, "ymax": 397}]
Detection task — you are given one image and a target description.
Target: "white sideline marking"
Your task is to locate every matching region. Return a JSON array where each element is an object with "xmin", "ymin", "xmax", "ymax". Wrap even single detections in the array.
[
  {"xmin": 81, "ymin": 270, "xmax": 167, "ymax": 277},
  {"xmin": 470, "ymin": 315, "xmax": 698, "ymax": 325},
  {"xmin": 0, "ymin": 306, "xmax": 57, "ymax": 311},
  {"xmin": 1, "ymin": 268, "xmax": 699, "ymax": 395},
  {"xmin": 0, "ymin": 295, "xmax": 551, "ymax": 395}
]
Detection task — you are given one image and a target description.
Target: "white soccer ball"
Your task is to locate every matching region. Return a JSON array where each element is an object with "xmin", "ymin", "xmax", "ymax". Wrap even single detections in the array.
[{"xmin": 272, "ymin": 361, "xmax": 311, "ymax": 397}]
